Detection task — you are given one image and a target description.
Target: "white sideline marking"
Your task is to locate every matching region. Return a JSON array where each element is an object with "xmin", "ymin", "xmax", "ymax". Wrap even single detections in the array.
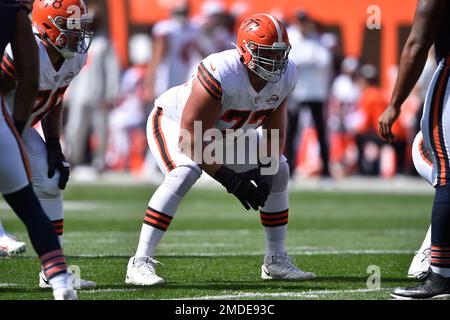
[
  {"xmin": 65, "ymin": 228, "xmax": 422, "ymax": 238},
  {"xmin": 73, "ymin": 249, "xmax": 414, "ymax": 258},
  {"xmin": 82, "ymin": 288, "xmax": 140, "ymax": 294},
  {"xmin": 0, "ymin": 283, "xmax": 18, "ymax": 288},
  {"xmin": 173, "ymin": 288, "xmax": 389, "ymax": 300}
]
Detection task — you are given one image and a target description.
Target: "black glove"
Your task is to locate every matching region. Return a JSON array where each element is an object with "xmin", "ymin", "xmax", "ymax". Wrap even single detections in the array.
[
  {"xmin": 241, "ymin": 167, "xmax": 273, "ymax": 202},
  {"xmin": 214, "ymin": 166, "xmax": 267, "ymax": 210},
  {"xmin": 46, "ymin": 138, "xmax": 70, "ymax": 190}
]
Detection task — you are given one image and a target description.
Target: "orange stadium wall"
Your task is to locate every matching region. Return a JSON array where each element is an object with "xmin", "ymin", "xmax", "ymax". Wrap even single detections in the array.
[{"xmin": 96, "ymin": 0, "xmax": 417, "ymax": 89}]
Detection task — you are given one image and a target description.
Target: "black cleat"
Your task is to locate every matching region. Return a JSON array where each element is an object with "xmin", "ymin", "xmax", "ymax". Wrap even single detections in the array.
[{"xmin": 391, "ymin": 271, "xmax": 450, "ymax": 300}]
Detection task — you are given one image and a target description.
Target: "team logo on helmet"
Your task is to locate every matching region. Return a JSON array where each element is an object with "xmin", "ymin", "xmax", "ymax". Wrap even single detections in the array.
[{"xmin": 32, "ymin": 0, "xmax": 93, "ymax": 59}]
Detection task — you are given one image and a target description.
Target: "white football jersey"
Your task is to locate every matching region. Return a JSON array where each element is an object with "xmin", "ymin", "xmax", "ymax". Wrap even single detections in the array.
[
  {"xmin": 2, "ymin": 34, "xmax": 87, "ymax": 126},
  {"xmin": 155, "ymin": 49, "xmax": 297, "ymax": 131},
  {"xmin": 152, "ymin": 18, "xmax": 200, "ymax": 97}
]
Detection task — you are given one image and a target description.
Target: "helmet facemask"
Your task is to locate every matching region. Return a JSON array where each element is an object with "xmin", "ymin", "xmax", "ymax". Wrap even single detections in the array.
[
  {"xmin": 245, "ymin": 41, "xmax": 290, "ymax": 83},
  {"xmin": 48, "ymin": 14, "xmax": 93, "ymax": 59}
]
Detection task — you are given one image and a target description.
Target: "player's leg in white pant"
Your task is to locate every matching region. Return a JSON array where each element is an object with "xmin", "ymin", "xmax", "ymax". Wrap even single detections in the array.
[
  {"xmin": 23, "ymin": 128, "xmax": 65, "ymax": 245},
  {"xmin": 0, "ymin": 107, "xmax": 30, "ymax": 258},
  {"xmin": 127, "ymin": 108, "xmax": 202, "ymax": 286},
  {"xmin": 412, "ymin": 131, "xmax": 434, "ymax": 186},
  {"xmin": 21, "ymin": 128, "xmax": 96, "ymax": 289},
  {"xmin": 408, "ymin": 131, "xmax": 433, "ymax": 279},
  {"xmin": 127, "ymin": 166, "xmax": 201, "ymax": 286},
  {"xmin": 225, "ymin": 130, "xmax": 315, "ymax": 281},
  {"xmin": 259, "ymin": 160, "xmax": 316, "ymax": 280}
]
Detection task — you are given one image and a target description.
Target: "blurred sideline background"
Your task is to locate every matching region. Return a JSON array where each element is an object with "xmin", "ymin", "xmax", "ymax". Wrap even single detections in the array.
[{"xmin": 61, "ymin": 0, "xmax": 431, "ymax": 189}]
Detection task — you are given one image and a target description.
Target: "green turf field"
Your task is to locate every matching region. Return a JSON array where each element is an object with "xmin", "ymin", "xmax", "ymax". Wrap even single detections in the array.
[{"xmin": 0, "ymin": 183, "xmax": 432, "ymax": 300}]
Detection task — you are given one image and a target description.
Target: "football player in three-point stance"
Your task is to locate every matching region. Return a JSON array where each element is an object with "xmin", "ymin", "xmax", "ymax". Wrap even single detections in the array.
[
  {"xmin": 379, "ymin": 0, "xmax": 450, "ymax": 299},
  {"xmin": 0, "ymin": 0, "xmax": 95, "ymax": 289},
  {"xmin": 126, "ymin": 13, "xmax": 316, "ymax": 285},
  {"xmin": 0, "ymin": 0, "xmax": 76, "ymax": 299}
]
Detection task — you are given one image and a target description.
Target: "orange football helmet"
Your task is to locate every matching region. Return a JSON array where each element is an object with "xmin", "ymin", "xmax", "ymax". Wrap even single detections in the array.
[
  {"xmin": 235, "ymin": 13, "xmax": 290, "ymax": 83},
  {"xmin": 32, "ymin": 0, "xmax": 93, "ymax": 59}
]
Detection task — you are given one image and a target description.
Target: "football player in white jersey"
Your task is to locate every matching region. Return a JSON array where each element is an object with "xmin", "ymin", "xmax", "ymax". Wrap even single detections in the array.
[
  {"xmin": 0, "ymin": 0, "xmax": 96, "ymax": 289},
  {"xmin": 0, "ymin": 0, "xmax": 77, "ymax": 300},
  {"xmin": 142, "ymin": 1, "xmax": 201, "ymax": 103},
  {"xmin": 126, "ymin": 13, "xmax": 316, "ymax": 286}
]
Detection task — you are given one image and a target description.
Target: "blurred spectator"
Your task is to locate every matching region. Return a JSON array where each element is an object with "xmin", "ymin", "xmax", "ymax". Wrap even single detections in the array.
[
  {"xmin": 106, "ymin": 34, "xmax": 151, "ymax": 173},
  {"xmin": 197, "ymin": 1, "xmax": 234, "ymax": 54},
  {"xmin": 355, "ymin": 64, "xmax": 407, "ymax": 175},
  {"xmin": 65, "ymin": 4, "xmax": 120, "ymax": 173},
  {"xmin": 142, "ymin": 1, "xmax": 201, "ymax": 104},
  {"xmin": 188, "ymin": 1, "xmax": 234, "ymax": 77},
  {"xmin": 286, "ymin": 10, "xmax": 333, "ymax": 177},
  {"xmin": 328, "ymin": 56, "xmax": 361, "ymax": 175}
]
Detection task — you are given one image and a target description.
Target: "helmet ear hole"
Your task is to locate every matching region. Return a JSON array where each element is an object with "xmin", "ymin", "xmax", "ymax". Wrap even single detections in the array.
[{"xmin": 43, "ymin": 23, "xmax": 52, "ymax": 30}]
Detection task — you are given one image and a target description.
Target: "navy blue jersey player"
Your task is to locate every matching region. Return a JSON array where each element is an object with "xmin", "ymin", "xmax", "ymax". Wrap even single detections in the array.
[
  {"xmin": 0, "ymin": 0, "xmax": 76, "ymax": 300},
  {"xmin": 379, "ymin": 0, "xmax": 450, "ymax": 299}
]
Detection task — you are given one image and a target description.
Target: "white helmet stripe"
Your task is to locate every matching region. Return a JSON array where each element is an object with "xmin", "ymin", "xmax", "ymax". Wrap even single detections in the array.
[{"xmin": 262, "ymin": 14, "xmax": 282, "ymax": 43}]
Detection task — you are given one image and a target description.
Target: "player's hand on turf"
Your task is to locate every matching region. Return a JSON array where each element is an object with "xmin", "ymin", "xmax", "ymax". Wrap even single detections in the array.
[
  {"xmin": 46, "ymin": 138, "xmax": 70, "ymax": 190},
  {"xmin": 379, "ymin": 105, "xmax": 400, "ymax": 143},
  {"xmin": 214, "ymin": 166, "xmax": 267, "ymax": 210}
]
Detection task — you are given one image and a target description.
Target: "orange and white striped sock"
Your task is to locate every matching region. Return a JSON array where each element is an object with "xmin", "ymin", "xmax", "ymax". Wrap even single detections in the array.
[
  {"xmin": 260, "ymin": 209, "xmax": 288, "ymax": 255},
  {"xmin": 39, "ymin": 249, "xmax": 67, "ymax": 280},
  {"xmin": 431, "ymin": 245, "xmax": 450, "ymax": 278},
  {"xmin": 52, "ymin": 219, "xmax": 64, "ymax": 245},
  {"xmin": 135, "ymin": 206, "xmax": 174, "ymax": 258},
  {"xmin": 40, "ymin": 197, "xmax": 64, "ymax": 246}
]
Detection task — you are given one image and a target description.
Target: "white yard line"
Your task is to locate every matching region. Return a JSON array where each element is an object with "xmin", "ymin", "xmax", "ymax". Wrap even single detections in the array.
[
  {"xmin": 82, "ymin": 288, "xmax": 140, "ymax": 294},
  {"xmin": 0, "ymin": 283, "xmax": 19, "ymax": 287},
  {"xmin": 78, "ymin": 287, "xmax": 390, "ymax": 299},
  {"xmin": 173, "ymin": 288, "xmax": 390, "ymax": 300},
  {"xmin": 64, "ymin": 228, "xmax": 422, "ymax": 237},
  {"xmin": 72, "ymin": 249, "xmax": 414, "ymax": 258}
]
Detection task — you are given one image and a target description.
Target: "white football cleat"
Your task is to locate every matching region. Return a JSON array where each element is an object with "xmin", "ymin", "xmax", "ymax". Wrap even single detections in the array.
[
  {"xmin": 0, "ymin": 234, "xmax": 26, "ymax": 256},
  {"xmin": 53, "ymin": 288, "xmax": 78, "ymax": 300},
  {"xmin": 125, "ymin": 256, "xmax": 165, "ymax": 286},
  {"xmin": 39, "ymin": 270, "xmax": 97, "ymax": 289},
  {"xmin": 408, "ymin": 249, "xmax": 431, "ymax": 280},
  {"xmin": 261, "ymin": 253, "xmax": 316, "ymax": 280}
]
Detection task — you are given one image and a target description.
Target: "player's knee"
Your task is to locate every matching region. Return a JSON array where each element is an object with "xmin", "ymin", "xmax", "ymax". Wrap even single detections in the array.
[
  {"xmin": 412, "ymin": 131, "xmax": 434, "ymax": 186},
  {"xmin": 33, "ymin": 172, "xmax": 61, "ymax": 199},
  {"xmin": 271, "ymin": 161, "xmax": 289, "ymax": 193},
  {"xmin": 163, "ymin": 165, "xmax": 201, "ymax": 198}
]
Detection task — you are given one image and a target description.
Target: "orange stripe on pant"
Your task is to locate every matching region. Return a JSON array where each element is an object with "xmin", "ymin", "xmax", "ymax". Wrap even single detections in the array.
[
  {"xmin": 430, "ymin": 61, "xmax": 450, "ymax": 185},
  {"xmin": 152, "ymin": 108, "xmax": 176, "ymax": 172},
  {"xmin": 419, "ymin": 137, "xmax": 432, "ymax": 166}
]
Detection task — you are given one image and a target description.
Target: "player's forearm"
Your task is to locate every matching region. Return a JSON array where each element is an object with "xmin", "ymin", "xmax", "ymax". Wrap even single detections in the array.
[
  {"xmin": 179, "ymin": 133, "xmax": 222, "ymax": 177},
  {"xmin": 11, "ymin": 10, "xmax": 39, "ymax": 123},
  {"xmin": 390, "ymin": 40, "xmax": 430, "ymax": 110},
  {"xmin": 41, "ymin": 106, "xmax": 62, "ymax": 141},
  {"xmin": 262, "ymin": 103, "xmax": 287, "ymax": 161}
]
